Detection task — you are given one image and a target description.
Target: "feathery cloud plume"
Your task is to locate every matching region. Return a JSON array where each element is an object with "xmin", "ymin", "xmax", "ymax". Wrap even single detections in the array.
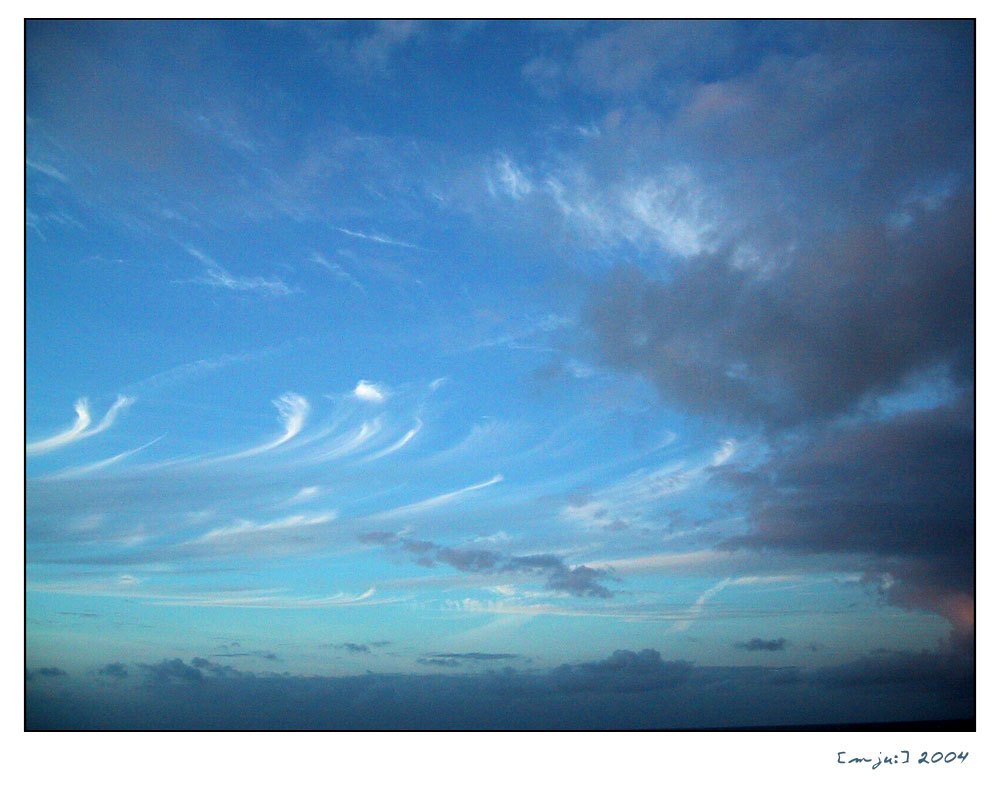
[{"xmin": 27, "ymin": 396, "xmax": 135, "ymax": 455}]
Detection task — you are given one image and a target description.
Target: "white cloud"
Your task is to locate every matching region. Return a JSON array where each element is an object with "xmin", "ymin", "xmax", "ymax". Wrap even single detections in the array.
[
  {"xmin": 193, "ymin": 512, "xmax": 337, "ymax": 544},
  {"xmin": 306, "ymin": 419, "xmax": 384, "ymax": 463},
  {"xmin": 26, "ymin": 398, "xmax": 91, "ymax": 455},
  {"xmin": 45, "ymin": 436, "xmax": 164, "ymax": 478},
  {"xmin": 196, "ymin": 267, "xmax": 297, "ymax": 296},
  {"xmin": 27, "ymin": 159, "xmax": 69, "ymax": 182},
  {"xmin": 310, "ymin": 252, "xmax": 366, "ymax": 294},
  {"xmin": 362, "ymin": 418, "xmax": 422, "ymax": 462},
  {"xmin": 711, "ymin": 439, "xmax": 737, "ymax": 466},
  {"xmin": 622, "ymin": 170, "xmax": 720, "ymax": 257},
  {"xmin": 337, "ymin": 228, "xmax": 420, "ymax": 249},
  {"xmin": 287, "ymin": 486, "xmax": 321, "ymax": 505},
  {"xmin": 213, "ymin": 393, "xmax": 309, "ymax": 461},
  {"xmin": 671, "ymin": 577, "xmax": 732, "ymax": 632},
  {"xmin": 27, "ymin": 395, "xmax": 135, "ymax": 455},
  {"xmin": 353, "ymin": 380, "xmax": 387, "ymax": 403},
  {"xmin": 371, "ymin": 474, "xmax": 504, "ymax": 519},
  {"xmin": 491, "ymin": 155, "xmax": 534, "ymax": 199},
  {"xmin": 180, "ymin": 245, "xmax": 297, "ymax": 296}
]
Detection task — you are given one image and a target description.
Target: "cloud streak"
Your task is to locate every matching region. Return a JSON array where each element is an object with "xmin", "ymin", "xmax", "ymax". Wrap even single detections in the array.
[
  {"xmin": 213, "ymin": 393, "xmax": 310, "ymax": 461},
  {"xmin": 369, "ymin": 474, "xmax": 503, "ymax": 519},
  {"xmin": 337, "ymin": 227, "xmax": 420, "ymax": 249},
  {"xmin": 27, "ymin": 396, "xmax": 135, "ymax": 455}
]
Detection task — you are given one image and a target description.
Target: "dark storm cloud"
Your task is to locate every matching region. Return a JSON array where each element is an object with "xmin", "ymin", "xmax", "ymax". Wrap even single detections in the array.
[
  {"xmin": 735, "ymin": 638, "xmax": 787, "ymax": 652},
  {"xmin": 24, "ymin": 647, "xmax": 973, "ymax": 730},
  {"xmin": 717, "ymin": 397, "xmax": 974, "ymax": 634},
  {"xmin": 98, "ymin": 662, "xmax": 129, "ymax": 679},
  {"xmin": 811, "ymin": 649, "xmax": 973, "ymax": 699},
  {"xmin": 416, "ymin": 657, "xmax": 464, "ymax": 667},
  {"xmin": 208, "ymin": 650, "xmax": 279, "ymax": 661},
  {"xmin": 581, "ymin": 22, "xmax": 973, "ymax": 640},
  {"xmin": 26, "ymin": 667, "xmax": 67, "ymax": 680},
  {"xmin": 139, "ymin": 658, "xmax": 205, "ymax": 684},
  {"xmin": 586, "ymin": 193, "xmax": 973, "ymax": 429},
  {"xmin": 359, "ymin": 533, "xmax": 614, "ymax": 598},
  {"xmin": 549, "ymin": 649, "xmax": 692, "ymax": 693}
]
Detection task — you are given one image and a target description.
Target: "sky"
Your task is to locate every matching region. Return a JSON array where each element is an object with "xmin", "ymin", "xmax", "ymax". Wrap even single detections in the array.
[{"xmin": 24, "ymin": 19, "xmax": 975, "ymax": 730}]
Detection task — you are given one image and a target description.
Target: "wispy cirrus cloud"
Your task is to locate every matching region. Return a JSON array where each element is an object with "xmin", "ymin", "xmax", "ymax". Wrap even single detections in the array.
[
  {"xmin": 213, "ymin": 393, "xmax": 310, "ymax": 462},
  {"xmin": 178, "ymin": 246, "xmax": 297, "ymax": 297},
  {"xmin": 337, "ymin": 227, "xmax": 421, "ymax": 249},
  {"xmin": 26, "ymin": 158, "xmax": 69, "ymax": 182},
  {"xmin": 368, "ymin": 473, "xmax": 503, "ymax": 520},
  {"xmin": 191, "ymin": 512, "xmax": 337, "ymax": 545},
  {"xmin": 27, "ymin": 395, "xmax": 135, "ymax": 455},
  {"xmin": 45, "ymin": 435, "xmax": 164, "ymax": 478},
  {"xmin": 193, "ymin": 267, "xmax": 297, "ymax": 296},
  {"xmin": 310, "ymin": 252, "xmax": 367, "ymax": 294},
  {"xmin": 361, "ymin": 418, "xmax": 422, "ymax": 462}
]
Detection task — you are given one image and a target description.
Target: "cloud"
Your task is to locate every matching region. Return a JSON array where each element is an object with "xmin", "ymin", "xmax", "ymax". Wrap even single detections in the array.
[
  {"xmin": 735, "ymin": 638, "xmax": 787, "ymax": 652},
  {"xmin": 310, "ymin": 252, "xmax": 367, "ymax": 294},
  {"xmin": 286, "ymin": 486, "xmax": 321, "ymax": 504},
  {"xmin": 138, "ymin": 659, "xmax": 204, "ymax": 684},
  {"xmin": 180, "ymin": 246, "xmax": 296, "ymax": 297},
  {"xmin": 25, "ymin": 644, "xmax": 973, "ymax": 730},
  {"xmin": 370, "ymin": 474, "xmax": 503, "ymax": 519},
  {"xmin": 308, "ymin": 20, "xmax": 426, "ymax": 77},
  {"xmin": 587, "ymin": 195, "xmax": 972, "ymax": 428},
  {"xmin": 26, "ymin": 667, "xmax": 67, "ymax": 680},
  {"xmin": 27, "ymin": 395, "xmax": 135, "ymax": 455},
  {"xmin": 550, "ymin": 649, "xmax": 692, "ymax": 693},
  {"xmin": 361, "ymin": 419, "xmax": 422, "ymax": 461},
  {"xmin": 329, "ymin": 640, "xmax": 391, "ymax": 653},
  {"xmin": 26, "ymin": 399, "xmax": 91, "ymax": 455},
  {"xmin": 208, "ymin": 650, "xmax": 279, "ymax": 661},
  {"xmin": 359, "ymin": 531, "xmax": 614, "ymax": 598},
  {"xmin": 491, "ymin": 155, "xmax": 533, "ymax": 200},
  {"xmin": 190, "ymin": 512, "xmax": 336, "ymax": 547},
  {"xmin": 217, "ymin": 393, "xmax": 309, "ymax": 460},
  {"xmin": 671, "ymin": 578, "xmax": 731, "ymax": 632},
  {"xmin": 719, "ymin": 397, "xmax": 973, "ymax": 638},
  {"xmin": 46, "ymin": 435, "xmax": 164, "ymax": 478},
  {"xmin": 352, "ymin": 380, "xmax": 386, "ymax": 403},
  {"xmin": 305, "ymin": 419, "xmax": 384, "ymax": 463},
  {"xmin": 27, "ymin": 158, "xmax": 69, "ymax": 181},
  {"xmin": 189, "ymin": 267, "xmax": 297, "ymax": 296},
  {"xmin": 418, "ymin": 652, "xmax": 521, "ymax": 668},
  {"xmin": 523, "ymin": 21, "xmax": 742, "ymax": 97},
  {"xmin": 98, "ymin": 662, "xmax": 129, "ymax": 679},
  {"xmin": 337, "ymin": 228, "xmax": 420, "ymax": 249},
  {"xmin": 125, "ymin": 347, "xmax": 278, "ymax": 395}
]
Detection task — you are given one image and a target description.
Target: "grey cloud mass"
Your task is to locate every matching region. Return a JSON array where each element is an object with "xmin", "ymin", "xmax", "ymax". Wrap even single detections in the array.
[
  {"xmin": 97, "ymin": 662, "xmax": 129, "ymax": 679},
  {"xmin": 361, "ymin": 533, "xmax": 614, "ymax": 598},
  {"xmin": 586, "ymin": 194, "xmax": 973, "ymax": 428},
  {"xmin": 417, "ymin": 652, "xmax": 522, "ymax": 668},
  {"xmin": 735, "ymin": 638, "xmax": 787, "ymax": 652},
  {"xmin": 578, "ymin": 20, "xmax": 974, "ymax": 646},
  {"xmin": 26, "ymin": 646, "xmax": 972, "ymax": 730}
]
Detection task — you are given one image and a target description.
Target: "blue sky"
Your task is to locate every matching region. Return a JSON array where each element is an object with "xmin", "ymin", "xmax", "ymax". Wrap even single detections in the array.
[{"xmin": 25, "ymin": 20, "xmax": 974, "ymax": 730}]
